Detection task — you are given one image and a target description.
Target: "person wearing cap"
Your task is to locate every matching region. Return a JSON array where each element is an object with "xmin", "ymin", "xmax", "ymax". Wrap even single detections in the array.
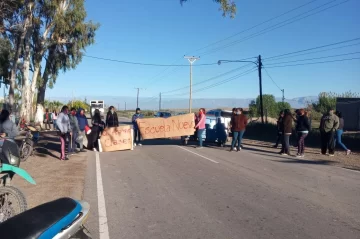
[
  {"xmin": 319, "ymin": 108, "xmax": 339, "ymax": 156},
  {"xmin": 132, "ymin": 108, "xmax": 143, "ymax": 146}
]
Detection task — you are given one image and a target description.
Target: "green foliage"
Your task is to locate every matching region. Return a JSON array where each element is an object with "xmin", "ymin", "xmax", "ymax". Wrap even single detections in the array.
[
  {"xmin": 256, "ymin": 94, "xmax": 278, "ymax": 118},
  {"xmin": 180, "ymin": 0, "xmax": 236, "ymax": 18},
  {"xmin": 67, "ymin": 100, "xmax": 90, "ymax": 111},
  {"xmin": 276, "ymin": 102, "xmax": 291, "ymax": 112},
  {"xmin": 0, "ymin": 38, "xmax": 11, "ymax": 79},
  {"xmin": 248, "ymin": 100, "xmax": 258, "ymax": 117},
  {"xmin": 311, "ymin": 91, "xmax": 360, "ymax": 114},
  {"xmin": 44, "ymin": 100, "xmax": 65, "ymax": 111}
]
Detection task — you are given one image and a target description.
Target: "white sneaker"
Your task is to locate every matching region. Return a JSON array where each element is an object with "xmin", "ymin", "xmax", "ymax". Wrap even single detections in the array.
[
  {"xmin": 93, "ymin": 148, "xmax": 97, "ymax": 152},
  {"xmin": 133, "ymin": 143, "xmax": 137, "ymax": 147},
  {"xmin": 346, "ymin": 150, "xmax": 351, "ymax": 155},
  {"xmin": 138, "ymin": 143, "xmax": 142, "ymax": 146}
]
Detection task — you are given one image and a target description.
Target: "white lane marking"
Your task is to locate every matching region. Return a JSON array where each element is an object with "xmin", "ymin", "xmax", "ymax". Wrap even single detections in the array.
[
  {"xmin": 176, "ymin": 146, "xmax": 219, "ymax": 164},
  {"xmin": 96, "ymin": 152, "xmax": 110, "ymax": 239}
]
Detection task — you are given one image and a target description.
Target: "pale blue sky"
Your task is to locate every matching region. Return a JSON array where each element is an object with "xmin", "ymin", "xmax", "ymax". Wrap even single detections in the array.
[{"xmin": 47, "ymin": 0, "xmax": 360, "ymax": 103}]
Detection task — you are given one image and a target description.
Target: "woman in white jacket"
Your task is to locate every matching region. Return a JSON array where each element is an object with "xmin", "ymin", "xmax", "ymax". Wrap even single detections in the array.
[{"xmin": 56, "ymin": 106, "xmax": 71, "ymax": 160}]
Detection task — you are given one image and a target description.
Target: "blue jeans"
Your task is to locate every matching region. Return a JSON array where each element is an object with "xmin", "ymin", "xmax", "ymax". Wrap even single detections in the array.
[
  {"xmin": 231, "ymin": 130, "xmax": 245, "ymax": 149},
  {"xmin": 197, "ymin": 129, "xmax": 205, "ymax": 147},
  {"xmin": 335, "ymin": 130, "xmax": 348, "ymax": 150}
]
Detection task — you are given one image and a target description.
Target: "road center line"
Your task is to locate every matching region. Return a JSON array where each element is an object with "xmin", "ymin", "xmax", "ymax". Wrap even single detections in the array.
[
  {"xmin": 96, "ymin": 152, "xmax": 110, "ymax": 239},
  {"xmin": 176, "ymin": 146, "xmax": 219, "ymax": 164}
]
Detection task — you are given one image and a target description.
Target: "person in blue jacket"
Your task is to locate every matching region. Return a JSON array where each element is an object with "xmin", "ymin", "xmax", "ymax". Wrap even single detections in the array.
[{"xmin": 76, "ymin": 108, "xmax": 88, "ymax": 151}]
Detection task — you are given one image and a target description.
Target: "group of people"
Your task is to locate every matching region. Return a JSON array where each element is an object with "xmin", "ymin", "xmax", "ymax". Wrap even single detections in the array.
[
  {"xmin": 43, "ymin": 109, "xmax": 58, "ymax": 131},
  {"xmin": 55, "ymin": 105, "xmax": 120, "ymax": 160},
  {"xmin": 274, "ymin": 108, "xmax": 351, "ymax": 157}
]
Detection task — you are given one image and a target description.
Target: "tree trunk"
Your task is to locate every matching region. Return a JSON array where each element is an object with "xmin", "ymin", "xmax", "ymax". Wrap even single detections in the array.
[
  {"xmin": 20, "ymin": 33, "xmax": 32, "ymax": 122},
  {"xmin": 8, "ymin": 1, "xmax": 33, "ymax": 111}
]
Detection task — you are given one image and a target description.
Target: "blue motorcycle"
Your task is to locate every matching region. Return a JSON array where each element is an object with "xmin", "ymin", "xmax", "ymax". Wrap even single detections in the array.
[
  {"xmin": 0, "ymin": 197, "xmax": 92, "ymax": 239},
  {"xmin": 0, "ymin": 138, "xmax": 36, "ymax": 223}
]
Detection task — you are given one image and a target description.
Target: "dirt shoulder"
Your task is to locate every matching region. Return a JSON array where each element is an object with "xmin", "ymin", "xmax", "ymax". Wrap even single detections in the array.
[
  {"xmin": 12, "ymin": 131, "xmax": 89, "ymax": 209},
  {"xmin": 242, "ymin": 139, "xmax": 360, "ymax": 171}
]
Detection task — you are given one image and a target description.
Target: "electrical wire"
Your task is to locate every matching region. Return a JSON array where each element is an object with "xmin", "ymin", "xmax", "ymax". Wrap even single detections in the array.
[
  {"xmin": 165, "ymin": 67, "xmax": 257, "ymax": 97},
  {"xmin": 83, "ymin": 55, "xmax": 218, "ymax": 67},
  {"xmin": 264, "ymin": 51, "xmax": 360, "ymax": 65},
  {"xmin": 263, "ymin": 42, "xmax": 360, "ymax": 62},
  {"xmin": 262, "ymin": 68, "xmax": 282, "ymax": 91},
  {"xmin": 264, "ymin": 37, "xmax": 360, "ymax": 60},
  {"xmin": 199, "ymin": 0, "xmax": 349, "ymax": 56},
  {"xmin": 161, "ymin": 63, "xmax": 254, "ymax": 95},
  {"xmin": 265, "ymin": 57, "xmax": 360, "ymax": 68},
  {"xmin": 189, "ymin": 0, "xmax": 320, "ymax": 54}
]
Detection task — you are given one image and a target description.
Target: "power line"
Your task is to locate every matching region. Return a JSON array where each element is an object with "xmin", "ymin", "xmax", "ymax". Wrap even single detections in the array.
[
  {"xmin": 264, "ymin": 51, "xmax": 360, "ymax": 65},
  {"xmin": 264, "ymin": 37, "xmax": 360, "ymax": 60},
  {"xmin": 83, "ymin": 55, "xmax": 217, "ymax": 67},
  {"xmin": 165, "ymin": 67, "xmax": 257, "ymax": 97},
  {"xmin": 189, "ymin": 0, "xmax": 320, "ymax": 54},
  {"xmin": 263, "ymin": 68, "xmax": 282, "ymax": 91},
  {"xmin": 263, "ymin": 42, "xmax": 360, "ymax": 62},
  {"xmin": 199, "ymin": 0, "xmax": 349, "ymax": 56},
  {"xmin": 265, "ymin": 57, "xmax": 360, "ymax": 68},
  {"xmin": 161, "ymin": 62, "xmax": 254, "ymax": 95}
]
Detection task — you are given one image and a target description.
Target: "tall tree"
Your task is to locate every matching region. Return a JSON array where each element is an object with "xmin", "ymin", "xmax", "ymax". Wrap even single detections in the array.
[
  {"xmin": 1, "ymin": 0, "xmax": 34, "ymax": 110},
  {"xmin": 180, "ymin": 0, "xmax": 237, "ymax": 18},
  {"xmin": 16, "ymin": 0, "xmax": 99, "ymax": 122}
]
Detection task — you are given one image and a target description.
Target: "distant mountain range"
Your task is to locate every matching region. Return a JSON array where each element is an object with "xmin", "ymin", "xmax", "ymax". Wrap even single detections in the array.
[{"xmin": 49, "ymin": 95, "xmax": 318, "ymax": 110}]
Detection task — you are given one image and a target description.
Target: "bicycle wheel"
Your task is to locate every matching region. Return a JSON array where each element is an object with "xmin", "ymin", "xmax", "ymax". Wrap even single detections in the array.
[{"xmin": 0, "ymin": 186, "xmax": 27, "ymax": 223}]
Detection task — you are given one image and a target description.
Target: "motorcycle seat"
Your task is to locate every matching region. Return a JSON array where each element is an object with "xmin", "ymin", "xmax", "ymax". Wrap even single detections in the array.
[{"xmin": 0, "ymin": 197, "xmax": 82, "ymax": 239}]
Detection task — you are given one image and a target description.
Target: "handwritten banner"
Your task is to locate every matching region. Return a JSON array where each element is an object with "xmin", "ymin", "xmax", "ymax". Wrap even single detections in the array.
[
  {"xmin": 137, "ymin": 113, "xmax": 196, "ymax": 140},
  {"xmin": 99, "ymin": 125, "xmax": 133, "ymax": 152}
]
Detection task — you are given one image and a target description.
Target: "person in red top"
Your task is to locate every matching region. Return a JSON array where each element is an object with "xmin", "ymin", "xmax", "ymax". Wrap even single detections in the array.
[
  {"xmin": 194, "ymin": 108, "xmax": 206, "ymax": 148},
  {"xmin": 230, "ymin": 108, "xmax": 248, "ymax": 152}
]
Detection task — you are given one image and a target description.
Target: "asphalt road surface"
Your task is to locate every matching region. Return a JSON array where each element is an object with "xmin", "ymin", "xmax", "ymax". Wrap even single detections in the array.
[{"xmin": 83, "ymin": 118, "xmax": 360, "ymax": 239}]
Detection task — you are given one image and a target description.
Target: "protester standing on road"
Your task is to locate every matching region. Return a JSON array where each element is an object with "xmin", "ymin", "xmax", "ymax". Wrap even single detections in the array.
[
  {"xmin": 132, "ymin": 108, "xmax": 143, "ymax": 147},
  {"xmin": 90, "ymin": 109, "xmax": 104, "ymax": 152},
  {"xmin": 76, "ymin": 108, "xmax": 88, "ymax": 152},
  {"xmin": 43, "ymin": 108, "xmax": 52, "ymax": 130},
  {"xmin": 280, "ymin": 109, "xmax": 293, "ymax": 156},
  {"xmin": 230, "ymin": 108, "xmax": 248, "ymax": 152},
  {"xmin": 295, "ymin": 109, "xmax": 310, "ymax": 157},
  {"xmin": 52, "ymin": 110, "xmax": 58, "ymax": 130},
  {"xmin": 68, "ymin": 108, "xmax": 81, "ymax": 155},
  {"xmin": 0, "ymin": 109, "xmax": 19, "ymax": 139},
  {"xmin": 273, "ymin": 111, "xmax": 284, "ymax": 148},
  {"xmin": 106, "ymin": 106, "xmax": 119, "ymax": 128},
  {"xmin": 194, "ymin": 108, "xmax": 206, "ymax": 149},
  {"xmin": 57, "ymin": 106, "xmax": 71, "ymax": 160},
  {"xmin": 334, "ymin": 111, "xmax": 351, "ymax": 155},
  {"xmin": 319, "ymin": 108, "xmax": 339, "ymax": 156}
]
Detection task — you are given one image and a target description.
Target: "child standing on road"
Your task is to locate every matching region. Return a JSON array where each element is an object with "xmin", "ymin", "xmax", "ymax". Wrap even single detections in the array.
[
  {"xmin": 334, "ymin": 111, "xmax": 351, "ymax": 155},
  {"xmin": 132, "ymin": 108, "xmax": 143, "ymax": 147},
  {"xmin": 43, "ymin": 108, "xmax": 52, "ymax": 130},
  {"xmin": 279, "ymin": 109, "xmax": 293, "ymax": 156}
]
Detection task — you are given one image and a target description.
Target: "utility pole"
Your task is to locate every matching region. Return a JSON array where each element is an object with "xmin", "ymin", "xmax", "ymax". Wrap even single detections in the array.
[
  {"xmin": 125, "ymin": 101, "xmax": 127, "ymax": 111},
  {"xmin": 184, "ymin": 56, "xmax": 199, "ymax": 113},
  {"xmin": 159, "ymin": 92, "xmax": 162, "ymax": 111},
  {"xmin": 281, "ymin": 89, "xmax": 285, "ymax": 103},
  {"xmin": 134, "ymin": 87, "xmax": 143, "ymax": 109},
  {"xmin": 258, "ymin": 55, "xmax": 264, "ymax": 124}
]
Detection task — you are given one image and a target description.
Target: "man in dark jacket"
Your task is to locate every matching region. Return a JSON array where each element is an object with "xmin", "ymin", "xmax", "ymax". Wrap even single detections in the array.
[
  {"xmin": 106, "ymin": 106, "xmax": 119, "ymax": 128},
  {"xmin": 319, "ymin": 108, "xmax": 339, "ymax": 156},
  {"xmin": 230, "ymin": 108, "xmax": 248, "ymax": 152},
  {"xmin": 68, "ymin": 108, "xmax": 81, "ymax": 155},
  {"xmin": 132, "ymin": 108, "xmax": 143, "ymax": 146},
  {"xmin": 76, "ymin": 108, "xmax": 88, "ymax": 151}
]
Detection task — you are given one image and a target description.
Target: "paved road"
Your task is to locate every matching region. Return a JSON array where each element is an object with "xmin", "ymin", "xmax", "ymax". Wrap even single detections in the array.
[{"xmin": 83, "ymin": 118, "xmax": 360, "ymax": 239}]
